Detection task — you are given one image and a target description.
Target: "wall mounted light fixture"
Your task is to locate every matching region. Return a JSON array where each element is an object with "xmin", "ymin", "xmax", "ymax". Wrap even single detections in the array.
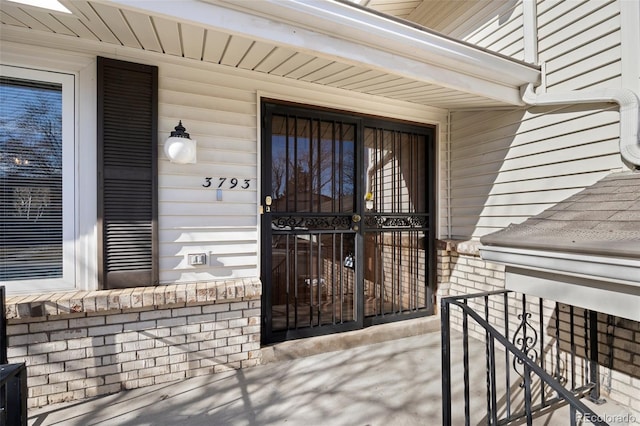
[{"xmin": 164, "ymin": 121, "xmax": 196, "ymax": 164}]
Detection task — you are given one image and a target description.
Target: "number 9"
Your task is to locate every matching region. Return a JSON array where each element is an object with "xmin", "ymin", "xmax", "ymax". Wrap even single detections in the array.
[{"xmin": 230, "ymin": 178, "xmax": 238, "ymax": 188}]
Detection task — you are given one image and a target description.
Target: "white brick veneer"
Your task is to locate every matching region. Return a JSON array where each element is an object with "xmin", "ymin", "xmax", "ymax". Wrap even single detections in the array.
[{"xmin": 5, "ymin": 278, "xmax": 262, "ymax": 408}]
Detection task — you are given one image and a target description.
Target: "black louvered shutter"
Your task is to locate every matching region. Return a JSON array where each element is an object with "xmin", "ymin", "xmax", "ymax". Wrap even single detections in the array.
[{"xmin": 97, "ymin": 57, "xmax": 158, "ymax": 289}]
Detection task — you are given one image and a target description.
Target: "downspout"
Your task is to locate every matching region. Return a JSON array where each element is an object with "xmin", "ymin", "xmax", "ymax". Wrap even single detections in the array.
[
  {"xmin": 522, "ymin": 0, "xmax": 538, "ymax": 65},
  {"xmin": 520, "ymin": 0, "xmax": 640, "ymax": 170},
  {"xmin": 521, "ymin": 83, "xmax": 640, "ymax": 170}
]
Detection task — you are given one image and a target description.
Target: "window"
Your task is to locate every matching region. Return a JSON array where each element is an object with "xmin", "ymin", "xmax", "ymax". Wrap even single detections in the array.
[{"xmin": 0, "ymin": 66, "xmax": 75, "ymax": 294}]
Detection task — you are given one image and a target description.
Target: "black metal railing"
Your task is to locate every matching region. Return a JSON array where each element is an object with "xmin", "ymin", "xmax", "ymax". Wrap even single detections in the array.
[
  {"xmin": 441, "ymin": 290, "xmax": 607, "ymax": 426},
  {"xmin": 1, "ymin": 286, "xmax": 28, "ymax": 426}
]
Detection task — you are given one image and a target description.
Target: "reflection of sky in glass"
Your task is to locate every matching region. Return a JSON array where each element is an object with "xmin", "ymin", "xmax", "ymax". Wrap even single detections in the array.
[{"xmin": 0, "ymin": 78, "xmax": 62, "ymax": 178}]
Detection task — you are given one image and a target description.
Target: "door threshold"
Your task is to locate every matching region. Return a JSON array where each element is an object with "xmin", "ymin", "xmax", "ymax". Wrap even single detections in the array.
[{"xmin": 260, "ymin": 315, "xmax": 440, "ymax": 364}]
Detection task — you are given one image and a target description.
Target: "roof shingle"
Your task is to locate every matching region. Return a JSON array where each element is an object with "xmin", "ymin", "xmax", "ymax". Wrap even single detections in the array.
[{"xmin": 480, "ymin": 171, "xmax": 640, "ymax": 259}]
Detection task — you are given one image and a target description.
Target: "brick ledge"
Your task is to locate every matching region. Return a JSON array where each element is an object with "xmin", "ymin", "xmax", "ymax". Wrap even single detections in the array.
[
  {"xmin": 5, "ymin": 278, "xmax": 262, "ymax": 319},
  {"xmin": 436, "ymin": 239, "xmax": 481, "ymax": 256}
]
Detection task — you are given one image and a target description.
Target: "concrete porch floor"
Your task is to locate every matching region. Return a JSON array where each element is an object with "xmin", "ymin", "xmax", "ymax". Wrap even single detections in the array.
[{"xmin": 28, "ymin": 317, "xmax": 635, "ymax": 425}]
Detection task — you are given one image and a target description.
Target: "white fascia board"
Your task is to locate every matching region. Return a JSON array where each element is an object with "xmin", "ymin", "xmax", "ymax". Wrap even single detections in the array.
[
  {"xmin": 504, "ymin": 268, "xmax": 640, "ymax": 322},
  {"xmin": 479, "ymin": 245, "xmax": 640, "ymax": 287},
  {"xmin": 101, "ymin": 0, "xmax": 539, "ymax": 106},
  {"xmin": 223, "ymin": 0, "xmax": 540, "ymax": 85}
]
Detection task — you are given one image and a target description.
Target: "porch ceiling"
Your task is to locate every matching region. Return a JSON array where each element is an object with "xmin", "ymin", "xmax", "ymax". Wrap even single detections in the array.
[{"xmin": 0, "ymin": 0, "xmax": 538, "ymax": 110}]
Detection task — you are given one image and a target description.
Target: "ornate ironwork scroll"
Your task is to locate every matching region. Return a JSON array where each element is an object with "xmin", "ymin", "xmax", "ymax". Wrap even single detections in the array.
[
  {"xmin": 363, "ymin": 214, "xmax": 428, "ymax": 229},
  {"xmin": 272, "ymin": 215, "xmax": 351, "ymax": 231},
  {"xmin": 512, "ymin": 298, "xmax": 539, "ymax": 387}
]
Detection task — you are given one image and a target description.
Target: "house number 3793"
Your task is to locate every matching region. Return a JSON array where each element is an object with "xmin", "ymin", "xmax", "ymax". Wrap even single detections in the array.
[{"xmin": 202, "ymin": 177, "xmax": 251, "ymax": 189}]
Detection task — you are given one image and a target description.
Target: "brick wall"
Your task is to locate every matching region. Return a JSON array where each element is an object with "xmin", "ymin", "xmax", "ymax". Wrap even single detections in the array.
[
  {"xmin": 5, "ymin": 279, "xmax": 261, "ymax": 408},
  {"xmin": 437, "ymin": 240, "xmax": 640, "ymax": 418},
  {"xmin": 599, "ymin": 316, "xmax": 640, "ymax": 415}
]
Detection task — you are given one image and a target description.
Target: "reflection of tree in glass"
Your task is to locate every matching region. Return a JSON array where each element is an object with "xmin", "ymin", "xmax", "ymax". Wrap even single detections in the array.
[
  {"xmin": 340, "ymin": 143, "xmax": 355, "ymax": 193},
  {"xmin": 0, "ymin": 80, "xmax": 62, "ymax": 222},
  {"xmin": 272, "ymin": 137, "xmax": 354, "ymax": 200},
  {"xmin": 271, "ymin": 153, "xmax": 286, "ymax": 198},
  {"xmin": 13, "ymin": 187, "xmax": 51, "ymax": 222},
  {"xmin": 0, "ymin": 94, "xmax": 62, "ymax": 178}
]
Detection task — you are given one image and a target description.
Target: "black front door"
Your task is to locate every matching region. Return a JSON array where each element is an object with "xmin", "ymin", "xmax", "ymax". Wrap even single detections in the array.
[{"xmin": 261, "ymin": 102, "xmax": 435, "ymax": 343}]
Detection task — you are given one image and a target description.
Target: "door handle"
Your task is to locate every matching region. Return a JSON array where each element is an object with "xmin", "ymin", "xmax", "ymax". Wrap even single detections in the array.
[{"xmin": 352, "ymin": 214, "xmax": 361, "ymax": 223}]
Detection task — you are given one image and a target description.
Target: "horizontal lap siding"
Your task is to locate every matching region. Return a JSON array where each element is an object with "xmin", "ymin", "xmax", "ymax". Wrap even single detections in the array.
[
  {"xmin": 1, "ymin": 32, "xmax": 449, "ymax": 279},
  {"xmin": 449, "ymin": 105, "xmax": 622, "ymax": 239},
  {"xmin": 458, "ymin": 1, "xmax": 525, "ymax": 61},
  {"xmin": 539, "ymin": 0, "xmax": 621, "ymax": 92},
  {"xmin": 158, "ymin": 62, "xmax": 259, "ymax": 282},
  {"xmin": 439, "ymin": 115, "xmax": 451, "ymax": 238},
  {"xmin": 447, "ymin": 0, "xmax": 625, "ymax": 240},
  {"xmin": 156, "ymin": 61, "xmax": 447, "ymax": 283}
]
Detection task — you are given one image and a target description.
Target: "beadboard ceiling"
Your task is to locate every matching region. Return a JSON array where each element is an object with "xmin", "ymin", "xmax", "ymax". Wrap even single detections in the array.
[{"xmin": 1, "ymin": 0, "xmax": 523, "ymax": 109}]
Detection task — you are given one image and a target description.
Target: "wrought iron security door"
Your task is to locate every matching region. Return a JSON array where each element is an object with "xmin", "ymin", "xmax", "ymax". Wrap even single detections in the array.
[
  {"xmin": 361, "ymin": 126, "xmax": 434, "ymax": 325},
  {"xmin": 261, "ymin": 103, "xmax": 434, "ymax": 343}
]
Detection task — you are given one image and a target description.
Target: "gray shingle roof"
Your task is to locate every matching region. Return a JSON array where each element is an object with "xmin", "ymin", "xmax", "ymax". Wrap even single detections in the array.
[{"xmin": 480, "ymin": 171, "xmax": 640, "ymax": 259}]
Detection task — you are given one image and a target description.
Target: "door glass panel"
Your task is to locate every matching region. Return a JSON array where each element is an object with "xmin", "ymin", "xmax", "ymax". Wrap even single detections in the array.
[
  {"xmin": 269, "ymin": 114, "xmax": 357, "ymax": 333},
  {"xmin": 363, "ymin": 128, "xmax": 429, "ymax": 317},
  {"xmin": 271, "ymin": 116, "xmax": 355, "ymax": 213}
]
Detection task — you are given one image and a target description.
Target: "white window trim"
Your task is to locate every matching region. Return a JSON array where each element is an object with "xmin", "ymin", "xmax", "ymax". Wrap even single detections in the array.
[{"xmin": 0, "ymin": 64, "xmax": 76, "ymax": 294}]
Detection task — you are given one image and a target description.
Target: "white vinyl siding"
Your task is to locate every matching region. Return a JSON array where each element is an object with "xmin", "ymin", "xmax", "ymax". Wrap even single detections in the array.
[
  {"xmin": 422, "ymin": 0, "xmax": 622, "ymax": 76},
  {"xmin": 405, "ymin": 0, "xmax": 527, "ymax": 62},
  {"xmin": 460, "ymin": 0, "xmax": 525, "ymax": 61},
  {"xmin": 2, "ymin": 38, "xmax": 446, "ymax": 289},
  {"xmin": 447, "ymin": 105, "xmax": 623, "ymax": 239},
  {"xmin": 538, "ymin": 0, "xmax": 622, "ymax": 92},
  {"xmin": 156, "ymin": 61, "xmax": 446, "ymax": 283},
  {"xmin": 438, "ymin": 114, "xmax": 451, "ymax": 239},
  {"xmin": 444, "ymin": 0, "xmax": 627, "ymax": 240}
]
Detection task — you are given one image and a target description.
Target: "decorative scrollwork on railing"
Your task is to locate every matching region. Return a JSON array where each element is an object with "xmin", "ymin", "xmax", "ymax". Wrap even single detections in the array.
[
  {"xmin": 364, "ymin": 214, "xmax": 428, "ymax": 229},
  {"xmin": 512, "ymin": 310, "xmax": 539, "ymax": 387},
  {"xmin": 272, "ymin": 215, "xmax": 351, "ymax": 230}
]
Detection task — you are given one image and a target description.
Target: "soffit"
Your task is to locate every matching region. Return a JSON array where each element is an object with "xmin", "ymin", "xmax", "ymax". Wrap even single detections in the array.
[{"xmin": 0, "ymin": 0, "xmax": 538, "ymax": 110}]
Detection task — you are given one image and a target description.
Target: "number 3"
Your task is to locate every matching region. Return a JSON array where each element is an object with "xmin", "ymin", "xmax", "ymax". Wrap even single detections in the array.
[{"xmin": 203, "ymin": 177, "xmax": 251, "ymax": 189}]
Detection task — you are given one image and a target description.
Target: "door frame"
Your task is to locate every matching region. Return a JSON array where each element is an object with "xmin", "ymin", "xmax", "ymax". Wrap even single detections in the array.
[{"xmin": 260, "ymin": 99, "xmax": 436, "ymax": 343}]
